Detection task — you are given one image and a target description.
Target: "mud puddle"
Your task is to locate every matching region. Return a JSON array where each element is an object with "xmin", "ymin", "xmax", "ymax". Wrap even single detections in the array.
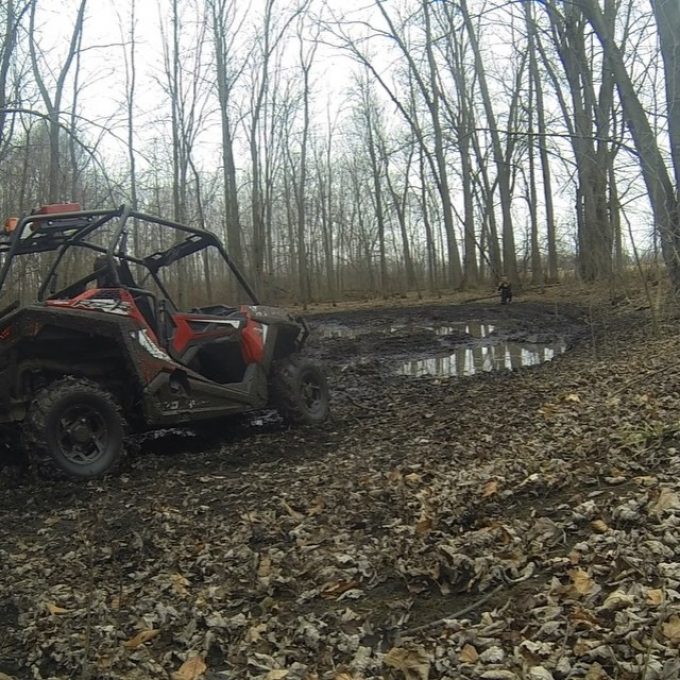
[{"xmin": 310, "ymin": 307, "xmax": 572, "ymax": 379}]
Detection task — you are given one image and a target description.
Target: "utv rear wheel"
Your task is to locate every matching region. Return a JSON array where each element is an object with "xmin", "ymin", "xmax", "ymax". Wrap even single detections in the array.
[
  {"xmin": 272, "ymin": 356, "xmax": 330, "ymax": 426},
  {"xmin": 23, "ymin": 377, "xmax": 126, "ymax": 480}
]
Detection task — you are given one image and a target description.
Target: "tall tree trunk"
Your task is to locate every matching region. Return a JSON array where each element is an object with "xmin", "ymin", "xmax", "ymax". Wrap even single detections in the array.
[
  {"xmin": 459, "ymin": 0, "xmax": 517, "ymax": 282},
  {"xmin": 577, "ymin": 0, "xmax": 680, "ymax": 289},
  {"xmin": 209, "ymin": 0, "xmax": 243, "ymax": 267},
  {"xmin": 525, "ymin": 2, "xmax": 552, "ymax": 283}
]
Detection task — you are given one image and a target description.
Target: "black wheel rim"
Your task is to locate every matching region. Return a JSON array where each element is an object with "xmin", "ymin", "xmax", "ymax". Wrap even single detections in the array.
[
  {"xmin": 56, "ymin": 404, "xmax": 109, "ymax": 465},
  {"xmin": 301, "ymin": 373, "xmax": 325, "ymax": 415}
]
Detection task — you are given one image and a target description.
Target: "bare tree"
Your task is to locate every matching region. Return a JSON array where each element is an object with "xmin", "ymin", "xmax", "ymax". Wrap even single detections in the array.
[
  {"xmin": 0, "ymin": 1, "xmax": 30, "ymax": 162},
  {"xmin": 28, "ymin": 0, "xmax": 87, "ymax": 202},
  {"xmin": 459, "ymin": 0, "xmax": 518, "ymax": 283},
  {"xmin": 208, "ymin": 0, "xmax": 248, "ymax": 267},
  {"xmin": 525, "ymin": 2, "xmax": 558, "ymax": 282},
  {"xmin": 572, "ymin": 0, "xmax": 680, "ymax": 290}
]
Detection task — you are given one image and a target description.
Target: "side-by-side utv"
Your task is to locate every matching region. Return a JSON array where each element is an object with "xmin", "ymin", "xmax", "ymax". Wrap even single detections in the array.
[{"xmin": 0, "ymin": 204, "xmax": 329, "ymax": 479}]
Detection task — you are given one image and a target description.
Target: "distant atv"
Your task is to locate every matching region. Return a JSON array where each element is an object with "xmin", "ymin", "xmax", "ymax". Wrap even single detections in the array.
[{"xmin": 0, "ymin": 204, "xmax": 329, "ymax": 479}]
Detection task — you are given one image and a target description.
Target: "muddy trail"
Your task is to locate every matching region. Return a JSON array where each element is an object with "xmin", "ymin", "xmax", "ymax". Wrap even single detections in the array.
[{"xmin": 2, "ymin": 298, "xmax": 680, "ymax": 680}]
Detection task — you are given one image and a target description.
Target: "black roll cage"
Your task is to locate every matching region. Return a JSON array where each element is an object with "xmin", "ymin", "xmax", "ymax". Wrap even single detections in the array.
[{"xmin": 0, "ymin": 204, "xmax": 259, "ymax": 307}]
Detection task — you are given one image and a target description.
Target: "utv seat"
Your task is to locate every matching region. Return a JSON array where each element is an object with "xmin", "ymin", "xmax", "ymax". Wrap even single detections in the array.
[{"xmin": 116, "ymin": 260, "xmax": 159, "ymax": 335}]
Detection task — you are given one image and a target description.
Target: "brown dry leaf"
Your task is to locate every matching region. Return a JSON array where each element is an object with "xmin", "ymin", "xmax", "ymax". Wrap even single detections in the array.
[
  {"xmin": 0, "ymin": 673, "xmax": 16, "ymax": 680},
  {"xmin": 321, "ymin": 580, "xmax": 360, "ymax": 599},
  {"xmin": 646, "ymin": 588, "xmax": 664, "ymax": 606},
  {"xmin": 415, "ymin": 513, "xmax": 433, "ymax": 536},
  {"xmin": 458, "ymin": 644, "xmax": 479, "ymax": 664},
  {"xmin": 590, "ymin": 519, "xmax": 609, "ymax": 534},
  {"xmin": 564, "ymin": 393, "xmax": 581, "ymax": 403},
  {"xmin": 384, "ymin": 646, "xmax": 431, "ymax": 680},
  {"xmin": 632, "ymin": 475, "xmax": 657, "ymax": 487},
  {"xmin": 46, "ymin": 603, "xmax": 69, "ymax": 615},
  {"xmin": 171, "ymin": 573, "xmax": 190, "ymax": 596},
  {"xmin": 569, "ymin": 606, "xmax": 599, "ymax": 628},
  {"xmin": 569, "ymin": 569, "xmax": 595, "ymax": 596},
  {"xmin": 584, "ymin": 662, "xmax": 610, "ymax": 680},
  {"xmin": 171, "ymin": 656, "xmax": 207, "ymax": 680},
  {"xmin": 388, "ymin": 468, "xmax": 403, "ymax": 484},
  {"xmin": 601, "ymin": 590, "xmax": 633, "ymax": 610},
  {"xmin": 573, "ymin": 638, "xmax": 598, "ymax": 656},
  {"xmin": 404, "ymin": 472, "xmax": 422, "ymax": 485},
  {"xmin": 258, "ymin": 555, "xmax": 272, "ymax": 578},
  {"xmin": 265, "ymin": 671, "xmax": 289, "ymax": 680},
  {"xmin": 123, "ymin": 629, "xmax": 160, "ymax": 648},
  {"xmin": 493, "ymin": 523, "xmax": 514, "ymax": 545},
  {"xmin": 482, "ymin": 479, "xmax": 499, "ymax": 498},
  {"xmin": 648, "ymin": 487, "xmax": 680, "ymax": 515},
  {"xmin": 307, "ymin": 496, "xmax": 325, "ymax": 516},
  {"xmin": 280, "ymin": 500, "xmax": 304, "ymax": 521},
  {"xmin": 567, "ymin": 549, "xmax": 582, "ymax": 565},
  {"xmin": 662, "ymin": 615, "xmax": 680, "ymax": 642},
  {"xmin": 246, "ymin": 622, "xmax": 267, "ymax": 642}
]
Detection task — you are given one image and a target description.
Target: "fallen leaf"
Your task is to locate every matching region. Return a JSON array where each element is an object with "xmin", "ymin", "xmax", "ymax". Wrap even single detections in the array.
[
  {"xmin": 632, "ymin": 476, "xmax": 657, "ymax": 487},
  {"xmin": 662, "ymin": 615, "xmax": 680, "ymax": 642},
  {"xmin": 482, "ymin": 479, "xmax": 499, "ymax": 498},
  {"xmin": 265, "ymin": 671, "xmax": 288, "ymax": 680},
  {"xmin": 123, "ymin": 629, "xmax": 160, "ymax": 648},
  {"xmin": 569, "ymin": 568, "xmax": 595, "ymax": 596},
  {"xmin": 258, "ymin": 555, "xmax": 272, "ymax": 578},
  {"xmin": 458, "ymin": 644, "xmax": 479, "ymax": 663},
  {"xmin": 384, "ymin": 646, "xmax": 431, "ymax": 680},
  {"xmin": 171, "ymin": 573, "xmax": 190, "ymax": 596},
  {"xmin": 646, "ymin": 588, "xmax": 664, "ymax": 606},
  {"xmin": 46, "ymin": 603, "xmax": 69, "ymax": 615},
  {"xmin": 564, "ymin": 393, "xmax": 581, "ymax": 403},
  {"xmin": 321, "ymin": 580, "xmax": 361, "ymax": 599},
  {"xmin": 171, "ymin": 656, "xmax": 206, "ymax": 680},
  {"xmin": 569, "ymin": 606, "xmax": 599, "ymax": 628},
  {"xmin": 648, "ymin": 488, "xmax": 680, "ymax": 515},
  {"xmin": 584, "ymin": 662, "xmax": 609, "ymax": 680},
  {"xmin": 590, "ymin": 519, "xmax": 609, "ymax": 533},
  {"xmin": 246, "ymin": 622, "xmax": 267, "ymax": 642},
  {"xmin": 404, "ymin": 472, "xmax": 422, "ymax": 485},
  {"xmin": 307, "ymin": 496, "xmax": 325, "ymax": 515},
  {"xmin": 388, "ymin": 469, "xmax": 403, "ymax": 484},
  {"xmin": 415, "ymin": 513, "xmax": 433, "ymax": 536},
  {"xmin": 600, "ymin": 590, "xmax": 633, "ymax": 610},
  {"xmin": 0, "ymin": 673, "xmax": 16, "ymax": 680},
  {"xmin": 281, "ymin": 500, "xmax": 304, "ymax": 521}
]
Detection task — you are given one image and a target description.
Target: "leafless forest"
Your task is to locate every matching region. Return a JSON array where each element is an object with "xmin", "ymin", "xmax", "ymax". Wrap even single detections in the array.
[{"xmin": 1, "ymin": 0, "xmax": 680, "ymax": 303}]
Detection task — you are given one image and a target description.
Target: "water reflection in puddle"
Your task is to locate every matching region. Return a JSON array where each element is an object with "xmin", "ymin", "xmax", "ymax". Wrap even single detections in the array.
[
  {"xmin": 398, "ymin": 340, "xmax": 566, "ymax": 377},
  {"xmin": 319, "ymin": 321, "xmax": 496, "ymax": 339},
  {"xmin": 433, "ymin": 322, "xmax": 495, "ymax": 338}
]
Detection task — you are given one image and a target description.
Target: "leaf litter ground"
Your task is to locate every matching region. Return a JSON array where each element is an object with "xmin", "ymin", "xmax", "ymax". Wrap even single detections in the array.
[{"xmin": 1, "ymin": 291, "xmax": 680, "ymax": 679}]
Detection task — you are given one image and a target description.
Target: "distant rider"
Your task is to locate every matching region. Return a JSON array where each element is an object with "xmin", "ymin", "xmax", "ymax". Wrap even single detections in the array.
[{"xmin": 498, "ymin": 276, "xmax": 512, "ymax": 304}]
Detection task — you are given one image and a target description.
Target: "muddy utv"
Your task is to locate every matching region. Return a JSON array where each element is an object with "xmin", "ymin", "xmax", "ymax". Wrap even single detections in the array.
[{"xmin": 0, "ymin": 204, "xmax": 329, "ymax": 479}]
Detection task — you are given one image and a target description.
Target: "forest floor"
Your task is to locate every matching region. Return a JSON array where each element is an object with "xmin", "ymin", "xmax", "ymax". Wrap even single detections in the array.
[{"xmin": 2, "ymin": 284, "xmax": 680, "ymax": 679}]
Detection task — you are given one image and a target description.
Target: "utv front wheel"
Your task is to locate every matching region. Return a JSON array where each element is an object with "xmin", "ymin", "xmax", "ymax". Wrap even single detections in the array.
[
  {"xmin": 23, "ymin": 377, "xmax": 126, "ymax": 480},
  {"xmin": 272, "ymin": 356, "xmax": 330, "ymax": 425}
]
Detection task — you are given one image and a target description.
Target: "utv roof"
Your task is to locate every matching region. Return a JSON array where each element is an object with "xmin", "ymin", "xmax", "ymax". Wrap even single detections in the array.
[
  {"xmin": 0, "ymin": 204, "xmax": 256, "ymax": 302},
  {"xmin": 0, "ymin": 204, "xmax": 220, "ymax": 257}
]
